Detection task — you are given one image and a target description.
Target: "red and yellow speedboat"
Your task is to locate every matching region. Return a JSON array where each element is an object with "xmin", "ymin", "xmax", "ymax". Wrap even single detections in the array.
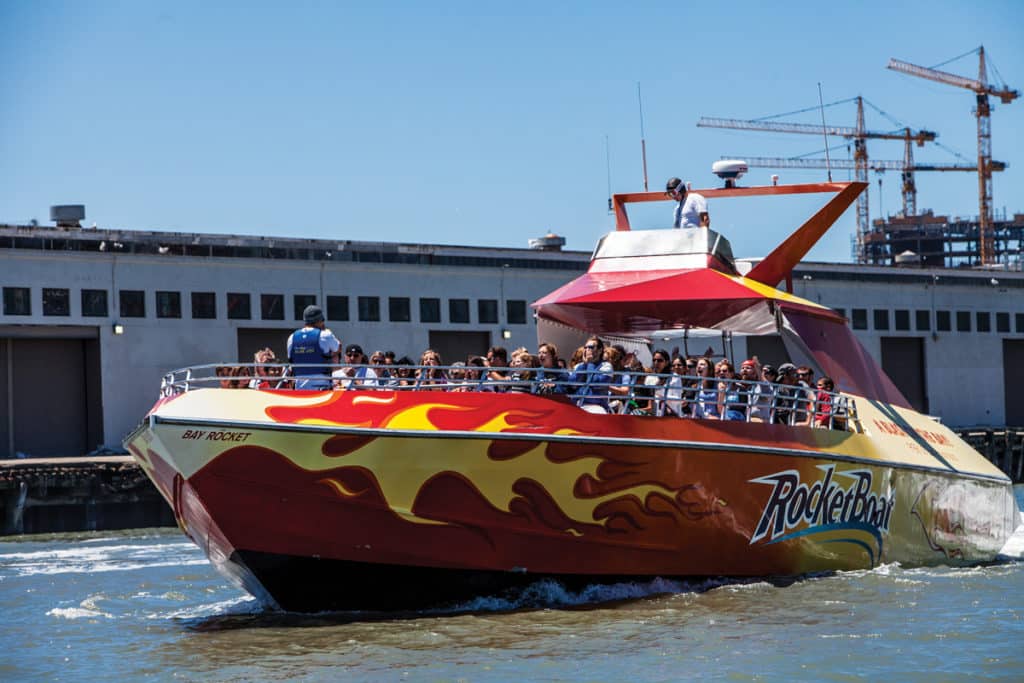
[{"xmin": 125, "ymin": 181, "xmax": 1019, "ymax": 612}]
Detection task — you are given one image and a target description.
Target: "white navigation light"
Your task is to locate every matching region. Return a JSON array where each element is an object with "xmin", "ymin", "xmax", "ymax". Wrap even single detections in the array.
[{"xmin": 712, "ymin": 159, "xmax": 748, "ymax": 188}]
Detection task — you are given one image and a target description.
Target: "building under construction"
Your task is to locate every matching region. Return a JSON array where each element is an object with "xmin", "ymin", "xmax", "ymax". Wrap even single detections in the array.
[
  {"xmin": 863, "ymin": 210, "xmax": 1024, "ymax": 268},
  {"xmin": 700, "ymin": 47, "xmax": 1022, "ymax": 270}
]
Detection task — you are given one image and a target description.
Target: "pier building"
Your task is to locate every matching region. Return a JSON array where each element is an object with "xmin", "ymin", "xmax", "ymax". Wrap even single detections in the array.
[{"xmin": 1, "ymin": 219, "xmax": 1022, "ymax": 459}]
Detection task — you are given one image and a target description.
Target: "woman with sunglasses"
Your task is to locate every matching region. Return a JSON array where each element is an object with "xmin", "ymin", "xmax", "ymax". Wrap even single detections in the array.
[
  {"xmin": 569, "ymin": 336, "xmax": 613, "ymax": 412},
  {"xmin": 715, "ymin": 359, "xmax": 747, "ymax": 421}
]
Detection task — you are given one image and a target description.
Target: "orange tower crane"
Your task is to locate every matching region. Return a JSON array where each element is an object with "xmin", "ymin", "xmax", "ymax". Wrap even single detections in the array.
[
  {"xmin": 888, "ymin": 47, "xmax": 1019, "ymax": 264},
  {"xmin": 698, "ymin": 96, "xmax": 935, "ymax": 263}
]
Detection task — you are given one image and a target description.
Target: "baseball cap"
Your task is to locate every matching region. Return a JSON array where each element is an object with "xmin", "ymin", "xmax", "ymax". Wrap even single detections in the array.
[{"xmin": 303, "ymin": 304, "xmax": 324, "ymax": 324}]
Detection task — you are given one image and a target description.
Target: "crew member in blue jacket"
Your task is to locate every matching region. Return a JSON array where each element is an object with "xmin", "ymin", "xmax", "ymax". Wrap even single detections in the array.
[{"xmin": 287, "ymin": 305, "xmax": 340, "ymax": 390}]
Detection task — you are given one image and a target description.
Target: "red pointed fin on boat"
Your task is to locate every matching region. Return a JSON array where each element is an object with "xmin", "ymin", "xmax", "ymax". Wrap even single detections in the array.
[{"xmin": 746, "ymin": 182, "xmax": 866, "ymax": 288}]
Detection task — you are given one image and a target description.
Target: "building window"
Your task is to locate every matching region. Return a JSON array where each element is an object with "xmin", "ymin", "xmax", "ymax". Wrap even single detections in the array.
[
  {"xmin": 227, "ymin": 292, "xmax": 251, "ymax": 320},
  {"xmin": 936, "ymin": 310, "xmax": 951, "ymax": 332},
  {"xmin": 420, "ymin": 297, "xmax": 441, "ymax": 323},
  {"xmin": 996, "ymin": 312, "xmax": 1010, "ymax": 333},
  {"xmin": 833, "ymin": 307, "xmax": 846, "ymax": 320},
  {"xmin": 2, "ymin": 287, "xmax": 31, "ymax": 316},
  {"xmin": 449, "ymin": 299, "xmax": 470, "ymax": 324},
  {"xmin": 327, "ymin": 295, "xmax": 349, "ymax": 322},
  {"xmin": 478, "ymin": 299, "xmax": 498, "ymax": 324},
  {"xmin": 43, "ymin": 288, "xmax": 70, "ymax": 316},
  {"xmin": 261, "ymin": 294, "xmax": 284, "ymax": 320},
  {"xmin": 389, "ymin": 297, "xmax": 411, "ymax": 322},
  {"xmin": 873, "ymin": 309, "xmax": 889, "ymax": 331},
  {"xmin": 851, "ymin": 308, "xmax": 867, "ymax": 330},
  {"xmin": 1017, "ymin": 313, "xmax": 1024, "ymax": 333},
  {"xmin": 976, "ymin": 311, "xmax": 991, "ymax": 333},
  {"xmin": 358, "ymin": 296, "xmax": 380, "ymax": 322},
  {"xmin": 82, "ymin": 289, "xmax": 108, "ymax": 317},
  {"xmin": 191, "ymin": 292, "xmax": 216, "ymax": 319},
  {"xmin": 294, "ymin": 294, "xmax": 317, "ymax": 321},
  {"xmin": 156, "ymin": 291, "xmax": 181, "ymax": 319},
  {"xmin": 119, "ymin": 290, "xmax": 145, "ymax": 318},
  {"xmin": 915, "ymin": 310, "xmax": 930, "ymax": 331},
  {"xmin": 956, "ymin": 311, "xmax": 971, "ymax": 332},
  {"xmin": 894, "ymin": 309, "xmax": 909, "ymax": 331},
  {"xmin": 507, "ymin": 300, "xmax": 527, "ymax": 325}
]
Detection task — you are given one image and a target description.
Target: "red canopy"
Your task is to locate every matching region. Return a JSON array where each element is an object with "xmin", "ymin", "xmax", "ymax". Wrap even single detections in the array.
[{"xmin": 534, "ymin": 268, "xmax": 836, "ymax": 334}]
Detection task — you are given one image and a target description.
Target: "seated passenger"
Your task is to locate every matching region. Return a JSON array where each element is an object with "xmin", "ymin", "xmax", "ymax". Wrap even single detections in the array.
[
  {"xmin": 814, "ymin": 376, "xmax": 847, "ymax": 429},
  {"xmin": 716, "ymin": 359, "xmax": 749, "ymax": 421},
  {"xmin": 485, "ymin": 346, "xmax": 510, "ymax": 387},
  {"xmin": 603, "ymin": 346, "xmax": 630, "ymax": 413},
  {"xmin": 447, "ymin": 361, "xmax": 467, "ymax": 390},
  {"xmin": 417, "ymin": 349, "xmax": 447, "ymax": 389},
  {"xmin": 749, "ymin": 364, "xmax": 777, "ymax": 422},
  {"xmin": 392, "ymin": 356, "xmax": 416, "ymax": 388},
  {"xmin": 333, "ymin": 344, "xmax": 379, "ymax": 390},
  {"xmin": 693, "ymin": 357, "xmax": 719, "ymax": 419},
  {"xmin": 508, "ymin": 353, "xmax": 539, "ymax": 393},
  {"xmin": 250, "ymin": 348, "xmax": 283, "ymax": 389},
  {"xmin": 644, "ymin": 349, "xmax": 678, "ymax": 416},
  {"xmin": 535, "ymin": 342, "xmax": 569, "ymax": 394},
  {"xmin": 462, "ymin": 356, "xmax": 492, "ymax": 391},
  {"xmin": 791, "ymin": 366, "xmax": 815, "ymax": 427},
  {"xmin": 570, "ymin": 336, "xmax": 613, "ymax": 411}
]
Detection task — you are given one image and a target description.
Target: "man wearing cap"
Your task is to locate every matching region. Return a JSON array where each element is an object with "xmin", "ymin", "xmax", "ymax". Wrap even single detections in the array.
[
  {"xmin": 665, "ymin": 177, "xmax": 710, "ymax": 229},
  {"xmin": 287, "ymin": 304, "xmax": 340, "ymax": 390},
  {"xmin": 332, "ymin": 344, "xmax": 379, "ymax": 390}
]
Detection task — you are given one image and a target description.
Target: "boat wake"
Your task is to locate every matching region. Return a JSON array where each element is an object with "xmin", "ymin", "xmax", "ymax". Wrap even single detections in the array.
[{"xmin": 997, "ymin": 511, "xmax": 1024, "ymax": 561}]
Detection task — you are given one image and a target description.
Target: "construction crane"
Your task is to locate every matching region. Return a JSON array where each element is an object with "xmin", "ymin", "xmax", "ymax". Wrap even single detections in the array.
[
  {"xmin": 888, "ymin": 47, "xmax": 1019, "ymax": 264},
  {"xmin": 732, "ymin": 154, "xmax": 1002, "ymax": 217},
  {"xmin": 698, "ymin": 96, "xmax": 936, "ymax": 262}
]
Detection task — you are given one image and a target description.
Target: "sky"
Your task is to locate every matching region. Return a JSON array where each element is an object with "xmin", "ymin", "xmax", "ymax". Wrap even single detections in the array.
[{"xmin": 1, "ymin": 1, "xmax": 1022, "ymax": 263}]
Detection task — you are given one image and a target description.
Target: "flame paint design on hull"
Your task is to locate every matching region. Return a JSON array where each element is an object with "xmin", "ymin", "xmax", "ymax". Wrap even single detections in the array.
[{"xmin": 125, "ymin": 388, "xmax": 1018, "ymax": 610}]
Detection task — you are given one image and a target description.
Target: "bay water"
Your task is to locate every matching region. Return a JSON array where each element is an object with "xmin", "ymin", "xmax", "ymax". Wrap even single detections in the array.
[{"xmin": 2, "ymin": 486, "xmax": 1023, "ymax": 682}]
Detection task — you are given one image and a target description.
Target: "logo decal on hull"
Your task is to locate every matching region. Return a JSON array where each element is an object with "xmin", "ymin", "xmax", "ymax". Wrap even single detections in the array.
[{"xmin": 749, "ymin": 465, "xmax": 895, "ymax": 565}]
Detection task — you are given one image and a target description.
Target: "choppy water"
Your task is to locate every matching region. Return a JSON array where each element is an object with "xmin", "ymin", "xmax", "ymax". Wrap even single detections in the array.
[{"xmin": 2, "ymin": 487, "xmax": 1023, "ymax": 682}]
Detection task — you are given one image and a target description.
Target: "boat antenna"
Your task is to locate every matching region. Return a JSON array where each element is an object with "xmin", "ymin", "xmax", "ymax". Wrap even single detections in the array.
[
  {"xmin": 638, "ymin": 82, "xmax": 649, "ymax": 191},
  {"xmin": 817, "ymin": 82, "xmax": 833, "ymax": 182},
  {"xmin": 605, "ymin": 134, "xmax": 613, "ymax": 214}
]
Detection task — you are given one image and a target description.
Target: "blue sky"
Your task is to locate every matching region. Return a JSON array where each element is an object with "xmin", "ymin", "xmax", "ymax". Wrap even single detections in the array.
[{"xmin": 2, "ymin": 1, "xmax": 1022, "ymax": 262}]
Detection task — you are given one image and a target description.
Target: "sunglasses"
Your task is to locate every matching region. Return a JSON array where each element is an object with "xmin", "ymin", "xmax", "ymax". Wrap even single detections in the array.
[
  {"xmin": 345, "ymin": 352, "xmax": 359, "ymax": 357},
  {"xmin": 584, "ymin": 344, "xmax": 598, "ymax": 350}
]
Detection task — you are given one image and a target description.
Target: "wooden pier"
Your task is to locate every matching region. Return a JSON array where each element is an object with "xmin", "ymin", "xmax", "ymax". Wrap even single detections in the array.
[
  {"xmin": 954, "ymin": 427, "xmax": 1024, "ymax": 484},
  {"xmin": 0, "ymin": 456, "xmax": 174, "ymax": 536}
]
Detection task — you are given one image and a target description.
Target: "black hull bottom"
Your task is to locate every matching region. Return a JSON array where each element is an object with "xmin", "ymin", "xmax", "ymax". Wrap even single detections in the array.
[{"xmin": 232, "ymin": 550, "xmax": 685, "ymax": 613}]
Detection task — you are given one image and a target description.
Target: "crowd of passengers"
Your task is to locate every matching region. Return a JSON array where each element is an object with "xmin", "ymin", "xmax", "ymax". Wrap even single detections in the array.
[{"xmin": 215, "ymin": 336, "xmax": 848, "ymax": 430}]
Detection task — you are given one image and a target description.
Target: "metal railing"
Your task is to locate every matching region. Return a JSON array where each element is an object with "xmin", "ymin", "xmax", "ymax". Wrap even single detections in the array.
[{"xmin": 159, "ymin": 363, "xmax": 860, "ymax": 432}]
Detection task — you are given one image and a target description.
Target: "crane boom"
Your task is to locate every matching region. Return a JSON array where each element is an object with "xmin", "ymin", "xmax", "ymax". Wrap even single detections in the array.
[
  {"xmin": 887, "ymin": 58, "xmax": 1020, "ymax": 102},
  {"xmin": 697, "ymin": 116, "xmax": 936, "ymax": 143},
  {"xmin": 736, "ymin": 156, "xmax": 984, "ymax": 172}
]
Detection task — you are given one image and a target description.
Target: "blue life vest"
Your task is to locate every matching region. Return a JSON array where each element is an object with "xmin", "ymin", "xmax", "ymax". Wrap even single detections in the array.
[{"xmin": 289, "ymin": 328, "xmax": 330, "ymax": 377}]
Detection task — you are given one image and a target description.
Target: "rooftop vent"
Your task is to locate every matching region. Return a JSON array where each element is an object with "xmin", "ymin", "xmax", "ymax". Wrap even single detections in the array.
[
  {"xmin": 528, "ymin": 232, "xmax": 566, "ymax": 251},
  {"xmin": 50, "ymin": 205, "xmax": 85, "ymax": 229}
]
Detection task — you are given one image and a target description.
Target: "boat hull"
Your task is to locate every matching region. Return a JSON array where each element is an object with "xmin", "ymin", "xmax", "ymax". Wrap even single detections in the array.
[{"xmin": 125, "ymin": 389, "xmax": 1019, "ymax": 612}]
